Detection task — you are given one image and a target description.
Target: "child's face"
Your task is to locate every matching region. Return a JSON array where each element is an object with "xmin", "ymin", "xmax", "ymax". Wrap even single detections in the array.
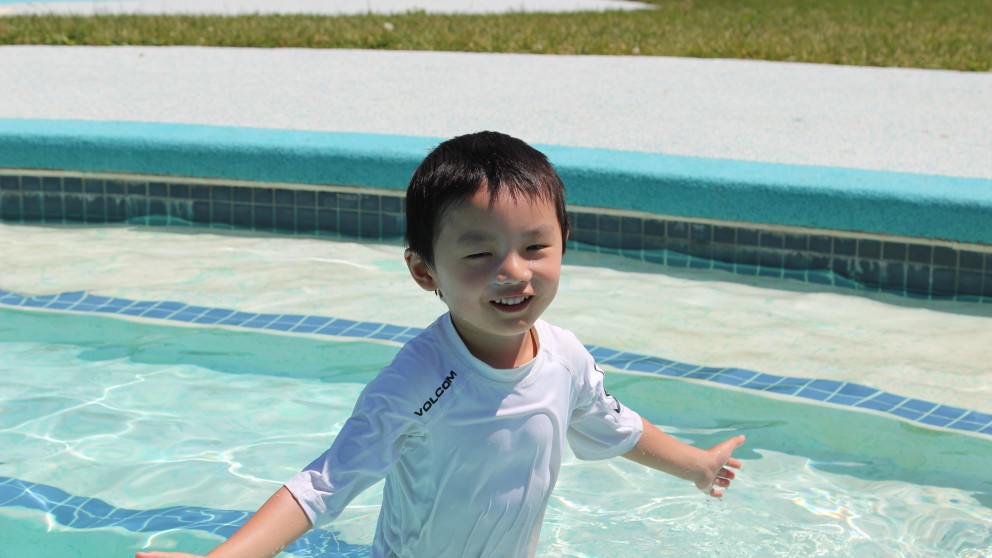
[{"xmin": 406, "ymin": 186, "xmax": 563, "ymax": 360}]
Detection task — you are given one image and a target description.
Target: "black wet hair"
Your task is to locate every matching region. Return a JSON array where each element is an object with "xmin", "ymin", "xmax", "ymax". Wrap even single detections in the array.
[{"xmin": 405, "ymin": 131, "xmax": 569, "ymax": 270}]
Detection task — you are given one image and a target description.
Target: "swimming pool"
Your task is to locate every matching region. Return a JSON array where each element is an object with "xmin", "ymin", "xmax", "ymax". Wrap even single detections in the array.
[{"xmin": 1, "ymin": 223, "xmax": 990, "ymax": 557}]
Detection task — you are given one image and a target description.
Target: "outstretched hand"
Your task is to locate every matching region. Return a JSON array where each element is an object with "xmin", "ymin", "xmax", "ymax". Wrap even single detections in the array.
[{"xmin": 695, "ymin": 435, "xmax": 746, "ymax": 498}]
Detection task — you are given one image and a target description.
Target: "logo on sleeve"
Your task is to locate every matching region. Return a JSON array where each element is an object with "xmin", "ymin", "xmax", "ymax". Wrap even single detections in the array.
[
  {"xmin": 603, "ymin": 388, "xmax": 622, "ymax": 414},
  {"xmin": 596, "ymin": 365, "xmax": 622, "ymax": 414},
  {"xmin": 414, "ymin": 370, "xmax": 458, "ymax": 416}
]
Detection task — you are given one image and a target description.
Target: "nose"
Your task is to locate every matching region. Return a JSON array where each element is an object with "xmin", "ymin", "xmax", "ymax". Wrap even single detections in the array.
[{"xmin": 494, "ymin": 252, "xmax": 532, "ymax": 285}]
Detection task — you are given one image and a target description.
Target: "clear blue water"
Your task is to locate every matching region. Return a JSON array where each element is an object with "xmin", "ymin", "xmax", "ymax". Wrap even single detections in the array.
[
  {"xmin": 2, "ymin": 225, "xmax": 991, "ymax": 557},
  {"xmin": 2, "ymin": 308, "xmax": 991, "ymax": 557}
]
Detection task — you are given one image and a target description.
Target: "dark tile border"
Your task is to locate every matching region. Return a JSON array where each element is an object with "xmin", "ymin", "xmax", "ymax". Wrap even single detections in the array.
[
  {"xmin": 0, "ymin": 172, "xmax": 404, "ymax": 239},
  {"xmin": 2, "ymin": 170, "xmax": 990, "ymax": 302},
  {"xmin": 569, "ymin": 208, "xmax": 992, "ymax": 302}
]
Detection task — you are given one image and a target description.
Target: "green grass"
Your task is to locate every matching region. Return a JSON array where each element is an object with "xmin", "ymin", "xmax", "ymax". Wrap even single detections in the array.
[{"xmin": 1, "ymin": 0, "xmax": 990, "ymax": 71}]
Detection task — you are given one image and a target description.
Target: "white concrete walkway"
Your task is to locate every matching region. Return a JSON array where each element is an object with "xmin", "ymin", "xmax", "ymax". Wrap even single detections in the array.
[{"xmin": 1, "ymin": 45, "xmax": 989, "ymax": 179}]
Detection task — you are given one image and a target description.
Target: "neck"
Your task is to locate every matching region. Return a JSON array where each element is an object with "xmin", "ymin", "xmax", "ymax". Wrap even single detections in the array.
[{"xmin": 462, "ymin": 328, "xmax": 537, "ymax": 369}]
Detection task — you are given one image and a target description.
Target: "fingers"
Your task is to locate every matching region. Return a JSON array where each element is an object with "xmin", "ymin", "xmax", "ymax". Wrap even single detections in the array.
[
  {"xmin": 700, "ymin": 434, "xmax": 746, "ymax": 498},
  {"xmin": 706, "ymin": 449, "xmax": 744, "ymax": 498}
]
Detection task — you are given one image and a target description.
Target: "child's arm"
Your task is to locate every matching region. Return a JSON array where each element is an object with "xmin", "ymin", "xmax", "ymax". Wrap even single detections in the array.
[
  {"xmin": 623, "ymin": 417, "xmax": 745, "ymax": 497},
  {"xmin": 135, "ymin": 486, "xmax": 311, "ymax": 558}
]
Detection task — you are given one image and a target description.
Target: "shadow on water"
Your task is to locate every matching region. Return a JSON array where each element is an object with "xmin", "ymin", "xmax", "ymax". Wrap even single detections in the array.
[{"xmin": 608, "ymin": 372, "xmax": 992, "ymax": 509}]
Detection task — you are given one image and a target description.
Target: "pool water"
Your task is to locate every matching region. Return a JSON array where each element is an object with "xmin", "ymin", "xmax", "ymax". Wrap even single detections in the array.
[{"xmin": 1, "ymin": 223, "xmax": 991, "ymax": 557}]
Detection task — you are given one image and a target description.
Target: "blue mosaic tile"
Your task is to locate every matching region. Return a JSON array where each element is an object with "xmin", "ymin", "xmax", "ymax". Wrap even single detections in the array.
[
  {"xmin": 119, "ymin": 302, "xmax": 157, "ymax": 316},
  {"xmin": 240, "ymin": 312, "xmax": 277, "ymax": 326},
  {"xmin": 378, "ymin": 324, "xmax": 408, "ymax": 338},
  {"xmin": 312, "ymin": 321, "xmax": 348, "ymax": 335},
  {"xmin": 962, "ymin": 410, "xmax": 992, "ymax": 424},
  {"xmin": 296, "ymin": 316, "xmax": 332, "ymax": 328},
  {"xmin": 711, "ymin": 373, "xmax": 748, "ymax": 387},
  {"xmin": 797, "ymin": 388, "xmax": 833, "ymax": 401},
  {"xmin": 622, "ymin": 358, "xmax": 667, "ymax": 375},
  {"xmin": 838, "ymin": 383, "xmax": 879, "ymax": 397},
  {"xmin": 664, "ymin": 361, "xmax": 703, "ymax": 376},
  {"xmin": 2, "ymin": 288, "xmax": 990, "ymax": 437},
  {"xmin": 919, "ymin": 414, "xmax": 953, "ymax": 427},
  {"xmin": 341, "ymin": 322, "xmax": 382, "ymax": 337},
  {"xmin": 93, "ymin": 301, "xmax": 131, "ymax": 313},
  {"xmin": 809, "ymin": 379, "xmax": 843, "ymax": 393},
  {"xmin": 619, "ymin": 357, "xmax": 660, "ymax": 374},
  {"xmin": 891, "ymin": 407, "xmax": 925, "ymax": 421},
  {"xmin": 0, "ymin": 476, "xmax": 369, "ymax": 557},
  {"xmin": 141, "ymin": 308, "xmax": 177, "ymax": 319},
  {"xmin": 685, "ymin": 368, "xmax": 719, "ymax": 381},
  {"xmin": 872, "ymin": 392, "xmax": 907, "ymax": 406},
  {"xmin": 855, "ymin": 398, "xmax": 895, "ymax": 412},
  {"xmin": 951, "ymin": 420, "xmax": 986, "ymax": 432},
  {"xmin": 0, "ymin": 292, "xmax": 20, "ymax": 304},
  {"xmin": 902, "ymin": 399, "xmax": 938, "ymax": 413},
  {"xmin": 193, "ymin": 309, "xmax": 235, "ymax": 324},
  {"xmin": 766, "ymin": 378, "xmax": 810, "ymax": 396},
  {"xmin": 217, "ymin": 312, "xmax": 257, "ymax": 326},
  {"xmin": 736, "ymin": 377, "xmax": 778, "ymax": 391},
  {"xmin": 825, "ymin": 394, "xmax": 864, "ymax": 406},
  {"xmin": 147, "ymin": 301, "xmax": 184, "ymax": 313},
  {"xmin": 587, "ymin": 346, "xmax": 623, "ymax": 360},
  {"xmin": 929, "ymin": 405, "xmax": 968, "ymax": 420},
  {"xmin": 16, "ymin": 294, "xmax": 51, "ymax": 307},
  {"xmin": 266, "ymin": 320, "xmax": 301, "ymax": 332}
]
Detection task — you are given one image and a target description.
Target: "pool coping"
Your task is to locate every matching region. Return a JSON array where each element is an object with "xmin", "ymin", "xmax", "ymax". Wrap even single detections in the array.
[{"xmin": 2, "ymin": 118, "xmax": 992, "ymax": 246}]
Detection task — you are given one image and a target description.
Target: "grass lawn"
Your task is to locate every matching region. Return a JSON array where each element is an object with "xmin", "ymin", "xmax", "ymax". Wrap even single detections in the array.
[{"xmin": 0, "ymin": 0, "xmax": 989, "ymax": 71}]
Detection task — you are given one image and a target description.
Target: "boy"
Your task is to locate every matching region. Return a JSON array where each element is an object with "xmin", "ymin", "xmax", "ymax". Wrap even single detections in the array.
[{"xmin": 137, "ymin": 131, "xmax": 744, "ymax": 558}]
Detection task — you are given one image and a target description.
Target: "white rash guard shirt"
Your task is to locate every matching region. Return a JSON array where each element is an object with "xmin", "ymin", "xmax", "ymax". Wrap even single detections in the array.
[{"xmin": 284, "ymin": 314, "xmax": 644, "ymax": 557}]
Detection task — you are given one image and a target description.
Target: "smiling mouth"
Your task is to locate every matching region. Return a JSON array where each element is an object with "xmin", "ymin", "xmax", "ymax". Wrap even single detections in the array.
[{"xmin": 491, "ymin": 295, "xmax": 533, "ymax": 309}]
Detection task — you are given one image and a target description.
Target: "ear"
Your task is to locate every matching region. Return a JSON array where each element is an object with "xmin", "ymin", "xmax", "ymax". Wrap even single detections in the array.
[{"xmin": 405, "ymin": 249, "xmax": 439, "ymax": 292}]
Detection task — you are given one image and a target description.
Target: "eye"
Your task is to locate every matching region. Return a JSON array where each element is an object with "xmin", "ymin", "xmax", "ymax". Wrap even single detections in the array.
[
  {"xmin": 465, "ymin": 252, "xmax": 491, "ymax": 259},
  {"xmin": 527, "ymin": 244, "xmax": 550, "ymax": 252}
]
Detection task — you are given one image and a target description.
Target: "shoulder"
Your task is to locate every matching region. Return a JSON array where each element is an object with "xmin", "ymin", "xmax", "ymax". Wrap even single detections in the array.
[
  {"xmin": 536, "ymin": 319, "xmax": 592, "ymax": 367},
  {"xmin": 535, "ymin": 319, "xmax": 605, "ymax": 393},
  {"xmin": 360, "ymin": 317, "xmax": 462, "ymax": 419}
]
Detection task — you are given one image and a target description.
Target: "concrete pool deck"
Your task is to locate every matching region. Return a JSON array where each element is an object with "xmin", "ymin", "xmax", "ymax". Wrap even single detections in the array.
[{"xmin": 1, "ymin": 45, "xmax": 991, "ymax": 245}]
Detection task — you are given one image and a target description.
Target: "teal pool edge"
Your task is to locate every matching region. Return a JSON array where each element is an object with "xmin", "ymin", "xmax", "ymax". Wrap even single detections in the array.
[{"xmin": 3, "ymin": 118, "xmax": 992, "ymax": 246}]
